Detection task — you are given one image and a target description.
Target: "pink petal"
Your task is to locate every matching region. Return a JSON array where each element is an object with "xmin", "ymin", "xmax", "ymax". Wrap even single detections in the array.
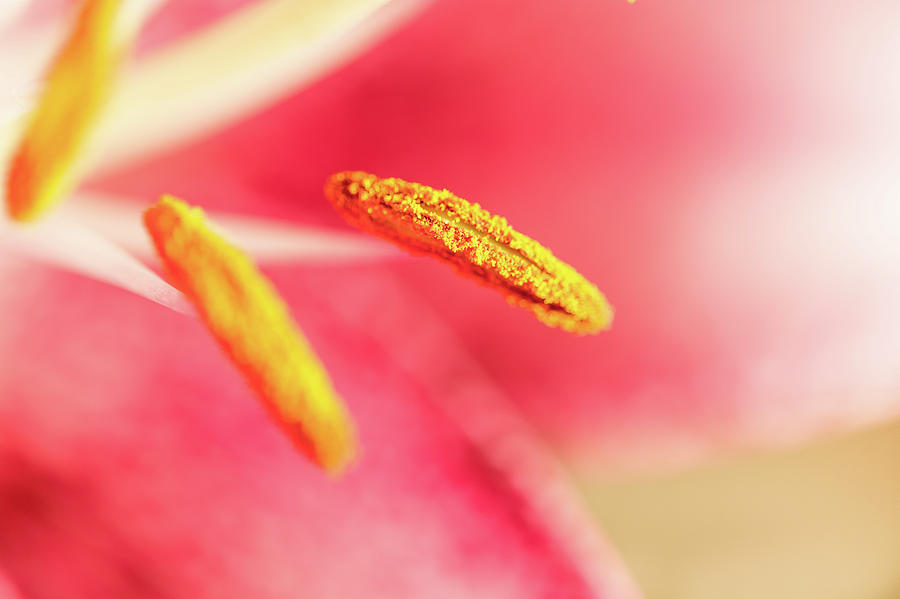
[
  {"xmin": 94, "ymin": 0, "xmax": 900, "ymax": 471},
  {"xmin": 0, "ymin": 570, "xmax": 22, "ymax": 599},
  {"xmin": 0, "ymin": 261, "xmax": 637, "ymax": 598},
  {"xmin": 91, "ymin": 0, "xmax": 430, "ymax": 173}
]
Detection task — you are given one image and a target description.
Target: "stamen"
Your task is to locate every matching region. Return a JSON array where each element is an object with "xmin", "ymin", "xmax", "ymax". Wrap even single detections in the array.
[
  {"xmin": 325, "ymin": 172, "xmax": 613, "ymax": 334},
  {"xmin": 143, "ymin": 196, "xmax": 357, "ymax": 474},
  {"xmin": 6, "ymin": 0, "xmax": 127, "ymax": 222}
]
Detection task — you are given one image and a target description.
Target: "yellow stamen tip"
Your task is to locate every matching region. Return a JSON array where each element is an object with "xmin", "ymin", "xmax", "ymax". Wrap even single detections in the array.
[
  {"xmin": 325, "ymin": 171, "xmax": 613, "ymax": 335},
  {"xmin": 6, "ymin": 0, "xmax": 125, "ymax": 222},
  {"xmin": 143, "ymin": 195, "xmax": 357, "ymax": 474}
]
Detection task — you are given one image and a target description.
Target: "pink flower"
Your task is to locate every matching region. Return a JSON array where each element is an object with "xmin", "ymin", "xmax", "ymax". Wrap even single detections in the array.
[{"xmin": 1, "ymin": 0, "xmax": 898, "ymax": 597}]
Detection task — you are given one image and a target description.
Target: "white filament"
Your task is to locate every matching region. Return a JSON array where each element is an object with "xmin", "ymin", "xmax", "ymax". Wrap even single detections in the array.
[
  {"xmin": 0, "ymin": 212, "xmax": 191, "ymax": 314},
  {"xmin": 62, "ymin": 192, "xmax": 399, "ymax": 264},
  {"xmin": 88, "ymin": 0, "xmax": 428, "ymax": 173}
]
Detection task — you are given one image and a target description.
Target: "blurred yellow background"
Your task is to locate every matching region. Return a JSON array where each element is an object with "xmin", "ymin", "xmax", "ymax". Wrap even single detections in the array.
[{"xmin": 581, "ymin": 420, "xmax": 900, "ymax": 599}]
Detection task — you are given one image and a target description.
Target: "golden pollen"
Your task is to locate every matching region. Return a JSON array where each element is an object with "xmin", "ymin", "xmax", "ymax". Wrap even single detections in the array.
[
  {"xmin": 6, "ymin": 0, "xmax": 130, "ymax": 222},
  {"xmin": 144, "ymin": 196, "xmax": 357, "ymax": 474},
  {"xmin": 324, "ymin": 171, "xmax": 613, "ymax": 334}
]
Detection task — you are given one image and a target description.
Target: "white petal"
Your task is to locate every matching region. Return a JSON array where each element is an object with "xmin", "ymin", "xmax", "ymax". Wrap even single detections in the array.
[{"xmin": 87, "ymin": 0, "xmax": 429, "ymax": 174}]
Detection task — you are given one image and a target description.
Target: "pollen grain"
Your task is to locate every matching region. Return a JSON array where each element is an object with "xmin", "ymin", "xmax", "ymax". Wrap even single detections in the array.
[
  {"xmin": 324, "ymin": 171, "xmax": 613, "ymax": 334},
  {"xmin": 143, "ymin": 196, "xmax": 356, "ymax": 474}
]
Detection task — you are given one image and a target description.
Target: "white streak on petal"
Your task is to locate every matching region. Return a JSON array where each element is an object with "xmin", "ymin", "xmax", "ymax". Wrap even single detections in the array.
[
  {"xmin": 88, "ymin": 0, "xmax": 429, "ymax": 174},
  {"xmin": 0, "ymin": 0, "xmax": 28, "ymax": 32},
  {"xmin": 63, "ymin": 192, "xmax": 400, "ymax": 264},
  {"xmin": 211, "ymin": 212, "xmax": 401, "ymax": 264},
  {"xmin": 119, "ymin": 0, "xmax": 170, "ymax": 41},
  {"xmin": 0, "ymin": 21, "xmax": 63, "ymax": 127},
  {"xmin": 317, "ymin": 273, "xmax": 641, "ymax": 599},
  {"xmin": 0, "ymin": 213, "xmax": 191, "ymax": 314}
]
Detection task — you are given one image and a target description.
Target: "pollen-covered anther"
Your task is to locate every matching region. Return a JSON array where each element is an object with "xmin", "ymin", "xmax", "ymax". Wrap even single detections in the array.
[
  {"xmin": 6, "ymin": 0, "xmax": 127, "ymax": 222},
  {"xmin": 325, "ymin": 171, "xmax": 613, "ymax": 334},
  {"xmin": 143, "ymin": 196, "xmax": 357, "ymax": 474}
]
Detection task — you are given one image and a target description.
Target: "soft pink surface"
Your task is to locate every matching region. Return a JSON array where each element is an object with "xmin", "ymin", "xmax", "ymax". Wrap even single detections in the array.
[
  {"xmin": 0, "ymin": 259, "xmax": 637, "ymax": 597},
  {"xmin": 95, "ymin": 0, "xmax": 900, "ymax": 469}
]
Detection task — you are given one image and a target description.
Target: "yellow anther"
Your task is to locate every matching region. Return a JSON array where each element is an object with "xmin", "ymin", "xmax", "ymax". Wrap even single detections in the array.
[
  {"xmin": 325, "ymin": 171, "xmax": 613, "ymax": 334},
  {"xmin": 143, "ymin": 196, "xmax": 357, "ymax": 474},
  {"xmin": 7, "ymin": 0, "xmax": 126, "ymax": 222}
]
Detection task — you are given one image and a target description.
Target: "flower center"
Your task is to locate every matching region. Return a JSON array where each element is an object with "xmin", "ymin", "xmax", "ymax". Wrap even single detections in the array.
[{"xmin": 2, "ymin": 0, "xmax": 612, "ymax": 476}]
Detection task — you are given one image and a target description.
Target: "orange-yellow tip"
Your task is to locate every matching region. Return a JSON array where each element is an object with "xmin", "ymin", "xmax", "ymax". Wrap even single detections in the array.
[
  {"xmin": 325, "ymin": 171, "xmax": 613, "ymax": 335},
  {"xmin": 7, "ymin": 0, "xmax": 126, "ymax": 222},
  {"xmin": 143, "ymin": 195, "xmax": 357, "ymax": 474}
]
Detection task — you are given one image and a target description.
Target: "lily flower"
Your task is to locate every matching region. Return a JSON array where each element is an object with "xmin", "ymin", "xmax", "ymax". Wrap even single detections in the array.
[
  {"xmin": 1, "ymin": 0, "xmax": 899, "ymax": 598},
  {"xmin": 0, "ymin": 1, "xmax": 635, "ymax": 597}
]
